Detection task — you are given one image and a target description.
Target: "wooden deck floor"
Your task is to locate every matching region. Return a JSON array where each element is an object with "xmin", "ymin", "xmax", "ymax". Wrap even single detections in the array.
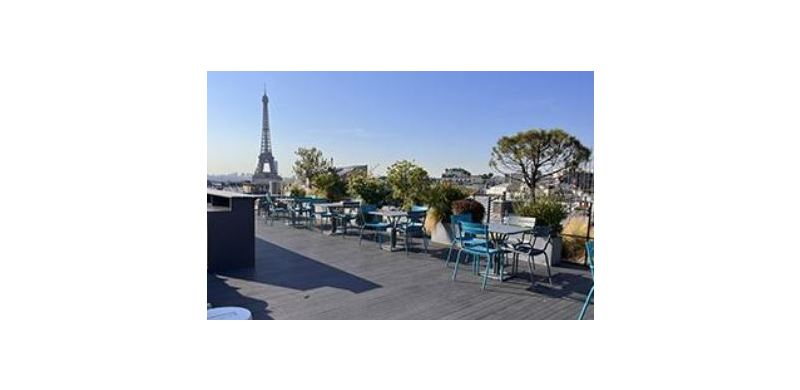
[{"xmin": 207, "ymin": 218, "xmax": 594, "ymax": 320}]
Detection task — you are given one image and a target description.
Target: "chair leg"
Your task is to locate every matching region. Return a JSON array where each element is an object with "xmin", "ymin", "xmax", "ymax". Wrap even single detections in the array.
[
  {"xmin": 422, "ymin": 235, "xmax": 428, "ymax": 254},
  {"xmin": 511, "ymin": 253, "xmax": 519, "ymax": 275},
  {"xmin": 481, "ymin": 254, "xmax": 492, "ymax": 290},
  {"xmin": 452, "ymin": 249, "xmax": 463, "ymax": 280},
  {"xmin": 578, "ymin": 285, "xmax": 594, "ymax": 320},
  {"xmin": 359, "ymin": 226, "xmax": 364, "ymax": 246},
  {"xmin": 498, "ymin": 254, "xmax": 505, "ymax": 284},
  {"xmin": 526, "ymin": 254, "xmax": 535, "ymax": 283},
  {"xmin": 446, "ymin": 240, "xmax": 457, "ymax": 267},
  {"xmin": 544, "ymin": 253, "xmax": 553, "ymax": 285},
  {"xmin": 404, "ymin": 233, "xmax": 409, "ymax": 256}
]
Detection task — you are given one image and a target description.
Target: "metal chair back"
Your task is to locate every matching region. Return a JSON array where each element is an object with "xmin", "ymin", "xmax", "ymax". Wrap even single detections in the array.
[
  {"xmin": 531, "ymin": 225, "xmax": 552, "ymax": 251},
  {"xmin": 449, "ymin": 213, "xmax": 473, "ymax": 241},
  {"xmin": 403, "ymin": 210, "xmax": 426, "ymax": 232},
  {"xmin": 505, "ymin": 215, "xmax": 536, "ymax": 246},
  {"xmin": 458, "ymin": 221, "xmax": 491, "ymax": 253}
]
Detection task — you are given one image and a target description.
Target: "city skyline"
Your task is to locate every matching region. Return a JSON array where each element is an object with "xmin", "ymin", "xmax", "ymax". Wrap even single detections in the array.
[{"xmin": 208, "ymin": 71, "xmax": 594, "ymax": 177}]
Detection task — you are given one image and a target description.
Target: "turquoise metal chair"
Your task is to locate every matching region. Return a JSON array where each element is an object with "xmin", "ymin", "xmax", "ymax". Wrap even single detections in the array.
[
  {"xmin": 452, "ymin": 221, "xmax": 504, "ymax": 290},
  {"xmin": 333, "ymin": 201, "xmax": 360, "ymax": 238},
  {"xmin": 288, "ymin": 197, "xmax": 314, "ymax": 227},
  {"xmin": 578, "ymin": 239, "xmax": 594, "ymax": 320},
  {"xmin": 358, "ymin": 204, "xmax": 389, "ymax": 246},
  {"xmin": 264, "ymin": 195, "xmax": 290, "ymax": 225},
  {"xmin": 397, "ymin": 209, "xmax": 428, "ymax": 256},
  {"xmin": 257, "ymin": 196, "xmax": 268, "ymax": 217},
  {"xmin": 444, "ymin": 213, "xmax": 486, "ymax": 267},
  {"xmin": 307, "ymin": 198, "xmax": 331, "ymax": 233}
]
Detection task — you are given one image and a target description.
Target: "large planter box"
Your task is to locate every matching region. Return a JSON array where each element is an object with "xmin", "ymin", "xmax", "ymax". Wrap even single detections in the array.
[{"xmin": 430, "ymin": 221, "xmax": 454, "ymax": 245}]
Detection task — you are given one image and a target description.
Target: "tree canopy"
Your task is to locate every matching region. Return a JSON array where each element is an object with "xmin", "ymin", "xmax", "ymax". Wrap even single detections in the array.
[
  {"xmin": 347, "ymin": 171, "xmax": 392, "ymax": 206},
  {"xmin": 311, "ymin": 168, "xmax": 347, "ymax": 201},
  {"xmin": 489, "ymin": 129, "xmax": 591, "ymax": 202},
  {"xmin": 386, "ymin": 160, "xmax": 430, "ymax": 209},
  {"xmin": 292, "ymin": 147, "xmax": 331, "ymax": 189}
]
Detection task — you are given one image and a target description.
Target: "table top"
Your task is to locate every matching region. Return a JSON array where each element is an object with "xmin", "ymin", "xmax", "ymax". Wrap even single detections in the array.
[
  {"xmin": 207, "ymin": 306, "xmax": 253, "ymax": 320},
  {"xmin": 369, "ymin": 210, "xmax": 408, "ymax": 217},
  {"xmin": 487, "ymin": 223, "xmax": 532, "ymax": 235}
]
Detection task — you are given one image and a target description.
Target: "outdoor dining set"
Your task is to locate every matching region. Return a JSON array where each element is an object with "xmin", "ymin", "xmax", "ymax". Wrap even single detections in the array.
[
  {"xmin": 252, "ymin": 194, "xmax": 594, "ymax": 319},
  {"xmin": 256, "ymin": 194, "xmax": 585, "ymax": 292}
]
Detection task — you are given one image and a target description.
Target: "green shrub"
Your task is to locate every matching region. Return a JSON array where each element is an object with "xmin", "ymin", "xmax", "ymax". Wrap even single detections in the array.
[
  {"xmin": 423, "ymin": 181, "xmax": 470, "ymax": 233},
  {"xmin": 452, "ymin": 198, "xmax": 485, "ymax": 223},
  {"xmin": 289, "ymin": 184, "xmax": 307, "ymax": 198},
  {"xmin": 513, "ymin": 195, "xmax": 567, "ymax": 233},
  {"xmin": 312, "ymin": 170, "xmax": 347, "ymax": 201},
  {"xmin": 347, "ymin": 172, "xmax": 392, "ymax": 206},
  {"xmin": 386, "ymin": 160, "xmax": 431, "ymax": 209}
]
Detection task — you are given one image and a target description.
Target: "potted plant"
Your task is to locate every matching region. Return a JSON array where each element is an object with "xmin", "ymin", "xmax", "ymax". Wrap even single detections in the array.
[
  {"xmin": 386, "ymin": 160, "xmax": 431, "ymax": 209},
  {"xmin": 451, "ymin": 199, "xmax": 486, "ymax": 223},
  {"xmin": 512, "ymin": 195, "xmax": 568, "ymax": 265},
  {"xmin": 423, "ymin": 182, "xmax": 471, "ymax": 244},
  {"xmin": 311, "ymin": 169, "xmax": 347, "ymax": 201},
  {"xmin": 347, "ymin": 171, "xmax": 392, "ymax": 207},
  {"xmin": 289, "ymin": 184, "xmax": 307, "ymax": 198}
]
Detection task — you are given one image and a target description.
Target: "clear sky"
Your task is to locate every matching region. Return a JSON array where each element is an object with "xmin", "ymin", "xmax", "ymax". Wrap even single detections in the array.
[{"xmin": 208, "ymin": 71, "xmax": 593, "ymax": 177}]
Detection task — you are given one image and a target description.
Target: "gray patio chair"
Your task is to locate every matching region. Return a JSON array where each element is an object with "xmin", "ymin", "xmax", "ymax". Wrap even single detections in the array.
[
  {"xmin": 502, "ymin": 216, "xmax": 537, "ymax": 282},
  {"xmin": 508, "ymin": 224, "xmax": 554, "ymax": 285}
]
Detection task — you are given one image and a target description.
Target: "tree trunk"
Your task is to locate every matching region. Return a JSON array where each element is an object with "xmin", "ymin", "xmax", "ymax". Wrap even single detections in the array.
[{"xmin": 529, "ymin": 175, "xmax": 538, "ymax": 203}]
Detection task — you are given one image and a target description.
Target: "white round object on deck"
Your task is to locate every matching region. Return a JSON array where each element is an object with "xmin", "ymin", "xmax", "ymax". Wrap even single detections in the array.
[{"xmin": 207, "ymin": 306, "xmax": 252, "ymax": 320}]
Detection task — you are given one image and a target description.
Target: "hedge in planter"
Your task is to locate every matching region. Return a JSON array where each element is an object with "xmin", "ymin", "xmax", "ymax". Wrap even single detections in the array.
[
  {"xmin": 423, "ymin": 181, "xmax": 470, "ymax": 233},
  {"xmin": 513, "ymin": 195, "xmax": 567, "ymax": 233},
  {"xmin": 347, "ymin": 171, "xmax": 391, "ymax": 206}
]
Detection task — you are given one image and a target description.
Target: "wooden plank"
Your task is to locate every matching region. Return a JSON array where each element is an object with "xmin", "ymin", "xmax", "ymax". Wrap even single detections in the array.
[{"xmin": 207, "ymin": 218, "xmax": 594, "ymax": 320}]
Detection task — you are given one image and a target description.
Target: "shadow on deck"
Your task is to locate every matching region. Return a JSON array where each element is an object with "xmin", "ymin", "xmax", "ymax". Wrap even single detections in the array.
[{"xmin": 208, "ymin": 219, "xmax": 593, "ymax": 320}]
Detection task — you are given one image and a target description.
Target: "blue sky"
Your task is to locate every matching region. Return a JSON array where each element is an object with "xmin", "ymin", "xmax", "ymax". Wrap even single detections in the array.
[{"xmin": 208, "ymin": 71, "xmax": 593, "ymax": 177}]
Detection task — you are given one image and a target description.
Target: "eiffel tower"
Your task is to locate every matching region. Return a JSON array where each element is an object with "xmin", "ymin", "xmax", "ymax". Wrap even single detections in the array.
[{"xmin": 252, "ymin": 87, "xmax": 282, "ymax": 194}]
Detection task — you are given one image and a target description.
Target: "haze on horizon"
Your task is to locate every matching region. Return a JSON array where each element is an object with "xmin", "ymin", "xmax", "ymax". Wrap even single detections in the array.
[{"xmin": 208, "ymin": 71, "xmax": 593, "ymax": 178}]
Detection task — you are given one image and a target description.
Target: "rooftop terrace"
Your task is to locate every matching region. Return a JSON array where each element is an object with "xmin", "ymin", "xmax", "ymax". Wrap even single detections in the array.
[{"xmin": 207, "ymin": 218, "xmax": 594, "ymax": 320}]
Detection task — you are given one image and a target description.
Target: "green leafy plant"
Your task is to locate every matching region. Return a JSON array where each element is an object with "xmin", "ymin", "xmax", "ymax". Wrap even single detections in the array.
[
  {"xmin": 423, "ymin": 181, "xmax": 470, "ymax": 233},
  {"xmin": 490, "ymin": 128, "xmax": 591, "ymax": 203},
  {"xmin": 347, "ymin": 171, "xmax": 392, "ymax": 206},
  {"xmin": 312, "ymin": 169, "xmax": 347, "ymax": 201},
  {"xmin": 289, "ymin": 184, "xmax": 307, "ymax": 198},
  {"xmin": 513, "ymin": 195, "xmax": 567, "ymax": 233},
  {"xmin": 452, "ymin": 199, "xmax": 485, "ymax": 223},
  {"xmin": 293, "ymin": 147, "xmax": 332, "ymax": 189},
  {"xmin": 386, "ymin": 160, "xmax": 431, "ymax": 209}
]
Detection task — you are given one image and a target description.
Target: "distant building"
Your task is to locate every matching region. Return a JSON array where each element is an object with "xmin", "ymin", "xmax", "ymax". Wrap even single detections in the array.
[
  {"xmin": 561, "ymin": 169, "xmax": 594, "ymax": 193},
  {"xmin": 442, "ymin": 168, "xmax": 471, "ymax": 181},
  {"xmin": 441, "ymin": 168, "xmax": 496, "ymax": 187},
  {"xmin": 335, "ymin": 165, "xmax": 368, "ymax": 179}
]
